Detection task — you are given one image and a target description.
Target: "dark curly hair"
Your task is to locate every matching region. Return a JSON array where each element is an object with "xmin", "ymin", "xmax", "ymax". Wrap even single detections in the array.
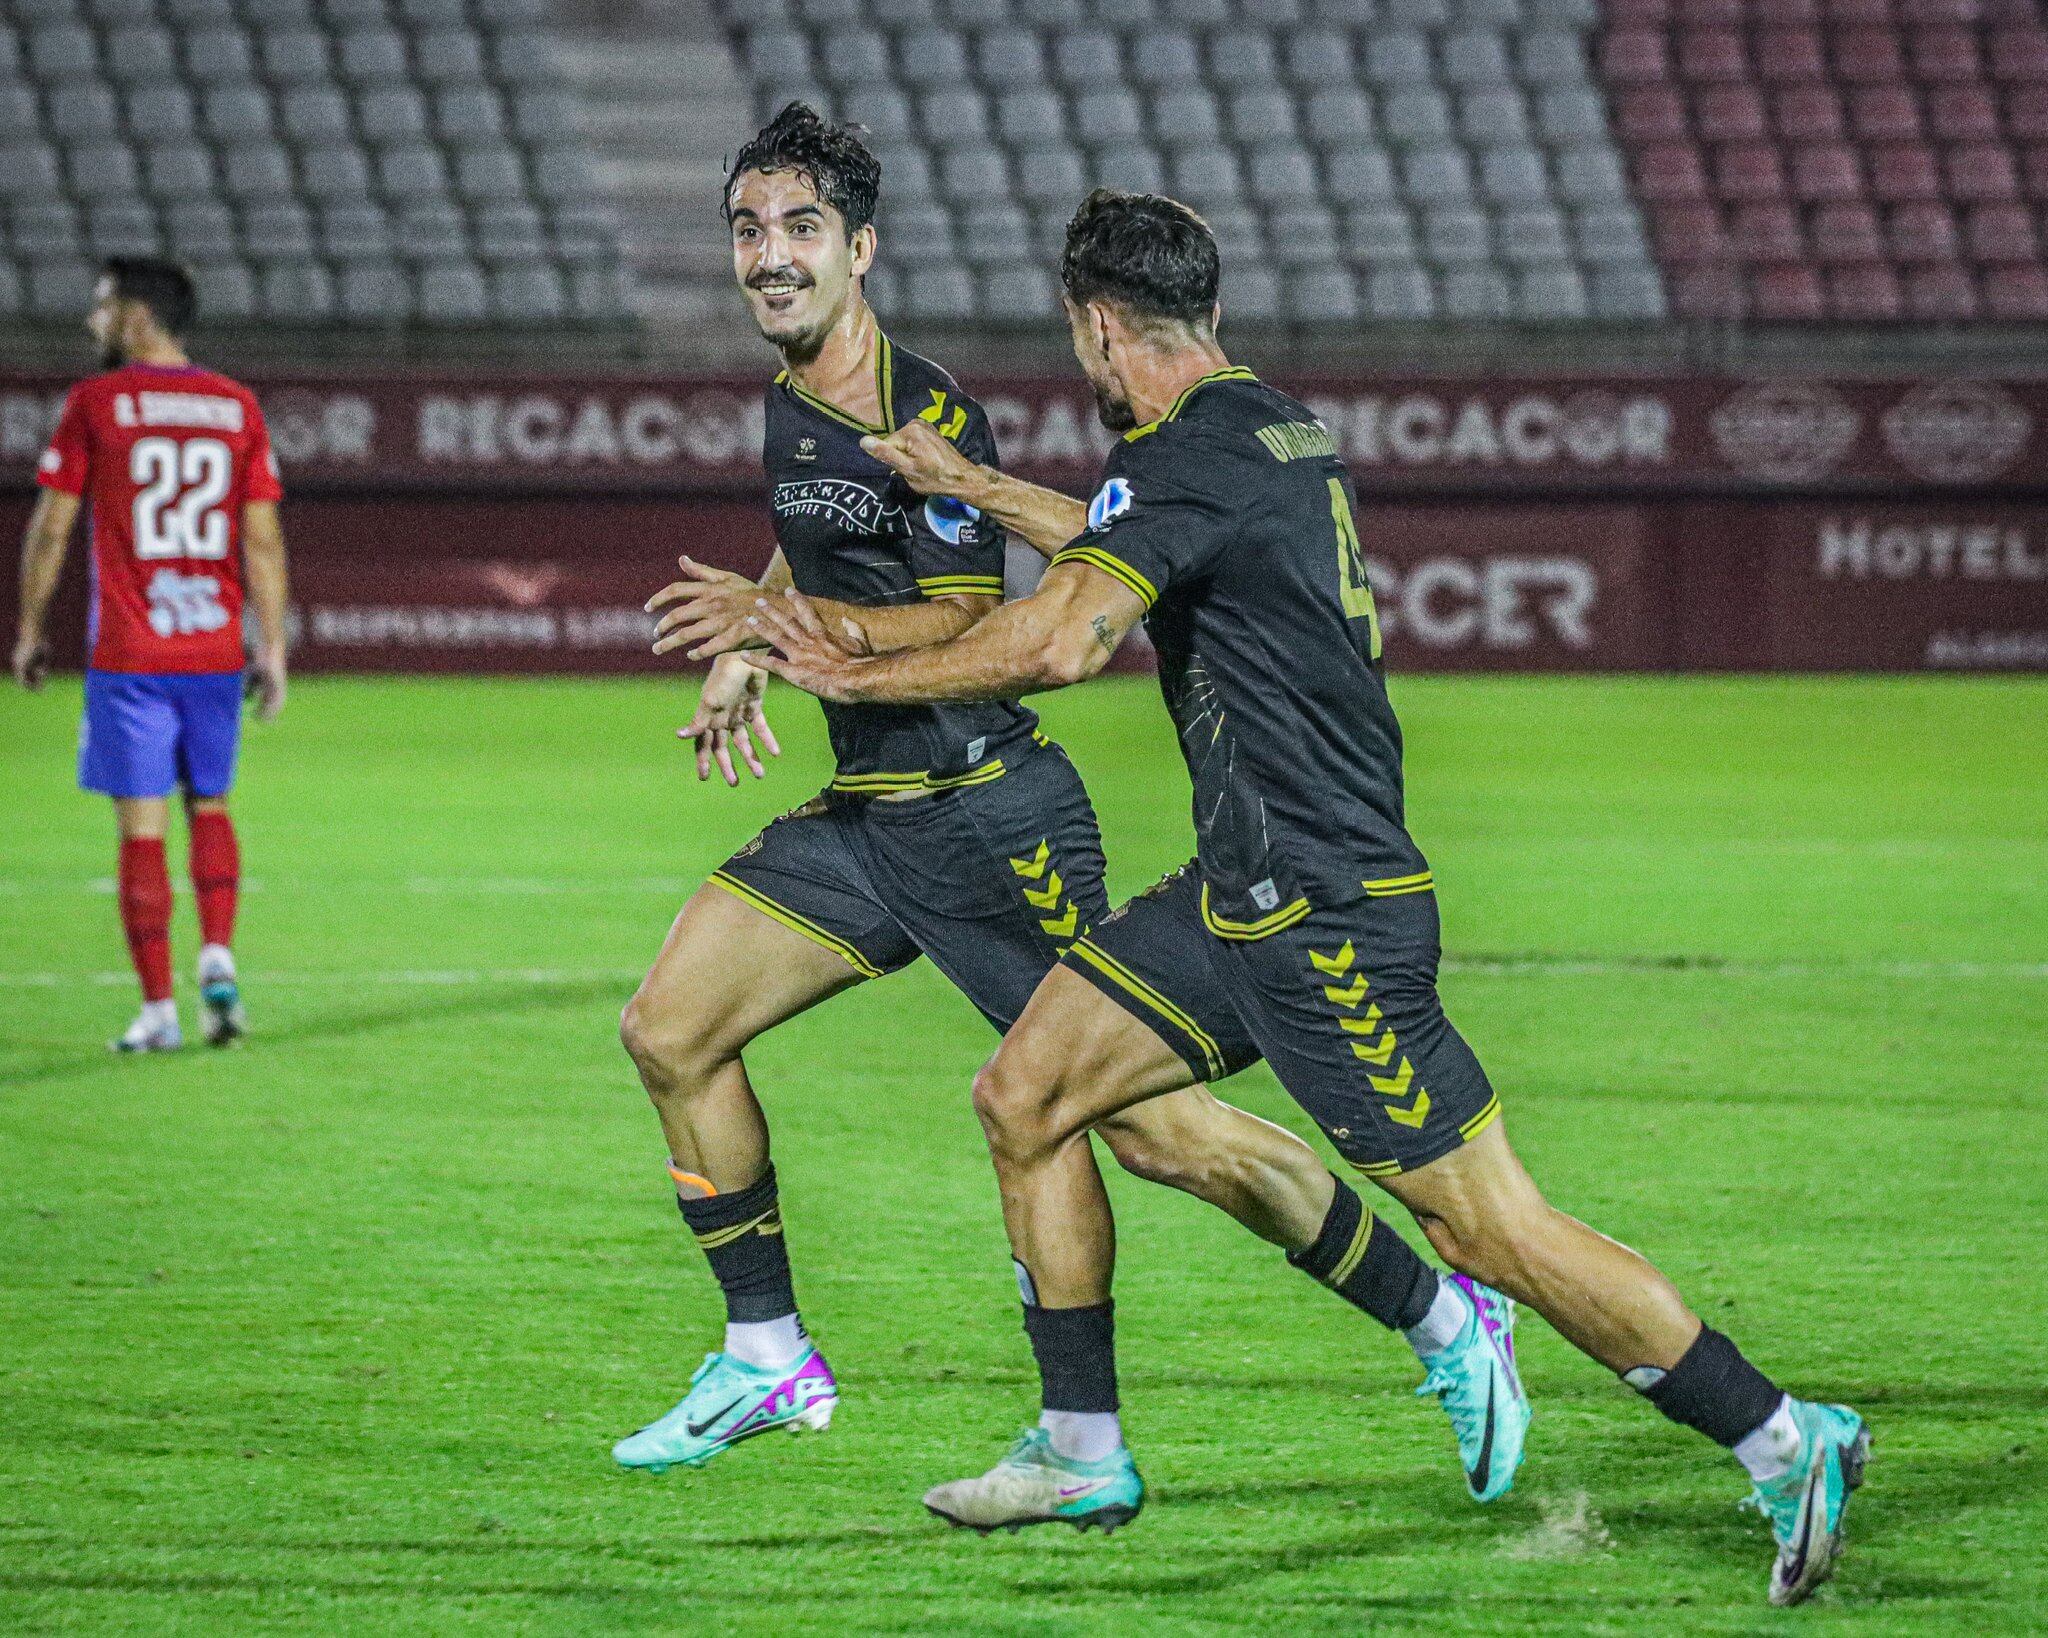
[
  {"xmin": 1060, "ymin": 189, "xmax": 1220, "ymax": 328},
  {"xmin": 723, "ymin": 102, "xmax": 882, "ymax": 235},
  {"xmin": 103, "ymin": 255, "xmax": 198, "ymax": 334}
]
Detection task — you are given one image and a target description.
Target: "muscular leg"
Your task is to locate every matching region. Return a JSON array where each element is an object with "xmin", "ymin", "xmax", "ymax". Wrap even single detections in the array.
[
  {"xmin": 1373, "ymin": 1118, "xmax": 1700, "ymax": 1373},
  {"xmin": 619, "ymin": 882, "xmax": 865, "ymax": 1190}
]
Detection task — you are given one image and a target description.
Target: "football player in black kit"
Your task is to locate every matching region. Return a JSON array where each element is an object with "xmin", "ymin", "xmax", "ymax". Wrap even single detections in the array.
[
  {"xmin": 611, "ymin": 109, "xmax": 1512, "ymax": 1495},
  {"xmin": 749, "ymin": 189, "xmax": 1869, "ymax": 1605}
]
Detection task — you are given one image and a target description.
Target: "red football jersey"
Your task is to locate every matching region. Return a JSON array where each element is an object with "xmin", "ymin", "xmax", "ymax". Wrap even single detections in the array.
[{"xmin": 37, "ymin": 361, "xmax": 283, "ymax": 674}]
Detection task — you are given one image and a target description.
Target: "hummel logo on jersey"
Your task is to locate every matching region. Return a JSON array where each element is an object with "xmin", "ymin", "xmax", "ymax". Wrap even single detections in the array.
[{"xmin": 795, "ymin": 436, "xmax": 817, "ymax": 463}]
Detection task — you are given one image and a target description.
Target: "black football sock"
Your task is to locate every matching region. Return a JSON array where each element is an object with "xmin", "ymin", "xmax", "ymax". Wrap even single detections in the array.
[
  {"xmin": 1630, "ymin": 1325, "xmax": 1786, "ymax": 1448},
  {"xmin": 674, "ymin": 1163, "xmax": 798, "ymax": 1324},
  {"xmin": 1021, "ymin": 1296, "xmax": 1119, "ymax": 1414},
  {"xmin": 1287, "ymin": 1175, "xmax": 1441, "ymax": 1331}
]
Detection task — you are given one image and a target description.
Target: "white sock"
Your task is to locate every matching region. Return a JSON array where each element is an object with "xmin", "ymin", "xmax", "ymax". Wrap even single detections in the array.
[
  {"xmin": 199, "ymin": 942, "xmax": 235, "ymax": 982},
  {"xmin": 724, "ymin": 1314, "xmax": 807, "ymax": 1371},
  {"xmin": 1733, "ymin": 1395, "xmax": 1802, "ymax": 1483},
  {"xmin": 141, "ymin": 997, "xmax": 179, "ymax": 1030},
  {"xmin": 1040, "ymin": 1409, "xmax": 1123, "ymax": 1464},
  {"xmin": 1403, "ymin": 1277, "xmax": 1472, "ymax": 1359}
]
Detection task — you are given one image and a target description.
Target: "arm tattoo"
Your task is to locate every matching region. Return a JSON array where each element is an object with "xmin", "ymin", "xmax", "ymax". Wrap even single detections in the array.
[{"xmin": 1090, "ymin": 614, "xmax": 1117, "ymax": 654}]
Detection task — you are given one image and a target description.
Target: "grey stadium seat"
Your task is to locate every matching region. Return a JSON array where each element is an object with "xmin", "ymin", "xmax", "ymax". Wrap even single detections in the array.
[
  {"xmin": 994, "ymin": 90, "xmax": 1065, "ymax": 147},
  {"xmin": 184, "ymin": 28, "xmax": 257, "ymax": 82},
  {"xmin": 904, "ymin": 262, "xmax": 974, "ymax": 320},
  {"xmin": 974, "ymin": 30, "xmax": 1044, "ymax": 86},
  {"xmin": 1202, "ymin": 203, "xmax": 1261, "ymax": 263},
  {"xmin": 29, "ymin": 25, "xmax": 101, "ymax": 82},
  {"xmin": 262, "ymin": 29, "xmax": 332, "ymax": 84},
  {"xmin": 1268, "ymin": 203, "xmax": 1339, "ymax": 265},
  {"xmin": 1462, "ymin": 91, "xmax": 1531, "ymax": 145},
  {"xmin": 493, "ymin": 264, "xmax": 566, "ymax": 322},
  {"xmin": 1161, "ymin": 0, "xmax": 1230, "ymax": 22},
  {"xmin": 337, "ymin": 28, "xmax": 411, "ymax": 86},
  {"xmin": 88, "ymin": 0, "xmax": 158, "ymax": 23},
  {"xmin": 1422, "ymin": 207, "xmax": 1491, "ymax": 266},
  {"xmin": 1284, "ymin": 31, "xmax": 1355, "ymax": 88},
  {"xmin": 87, "ymin": 200, "xmax": 163, "ymax": 255},
  {"xmin": 819, "ymin": 35, "xmax": 890, "ymax": 88},
  {"xmin": 29, "ymin": 260, "xmax": 101, "ymax": 318},
  {"xmin": 0, "ymin": 263, "xmax": 20, "ymax": 320},
  {"xmin": 1304, "ymin": 89, "xmax": 1373, "ymax": 148},
  {"xmin": 980, "ymin": 265, "xmax": 1056, "ymax": 318},
  {"xmin": 870, "ymin": 143, "xmax": 933, "ymax": 200},
  {"xmin": 106, "ymin": 28, "xmax": 178, "ymax": 85},
  {"xmin": 1496, "ymin": 207, "xmax": 1572, "ymax": 264},
  {"xmin": 166, "ymin": 201, "xmax": 237, "ymax": 259},
  {"xmin": 747, "ymin": 30, "xmax": 813, "ymax": 83},
  {"xmin": 1384, "ymin": 88, "xmax": 1453, "ymax": 146},
  {"xmin": 844, "ymin": 87, "xmax": 913, "ymax": 142},
  {"xmin": 360, "ymin": 88, "xmax": 430, "ymax": 143},
  {"xmin": 455, "ymin": 150, "xmax": 528, "ymax": 205},
  {"xmin": 1208, "ymin": 30, "xmax": 1280, "ymax": 88},
  {"xmin": 243, "ymin": 201, "xmax": 314, "ymax": 257},
  {"xmin": 436, "ymin": 88, "xmax": 507, "ymax": 145},
  {"xmin": 511, "ymin": 89, "xmax": 579, "ymax": 143},
  {"xmin": 1221, "ymin": 262, "xmax": 1280, "ymax": 320},
  {"xmin": 260, "ymin": 263, "xmax": 337, "ymax": 322},
  {"xmin": 1050, "ymin": 31, "xmax": 1123, "ymax": 90},
  {"xmin": 144, "ymin": 143, "xmax": 219, "ymax": 201},
  {"xmin": 1285, "ymin": 266, "xmax": 1358, "ymax": 322},
  {"xmin": 321, "ymin": 202, "xmax": 392, "ymax": 257},
  {"xmin": 418, "ymin": 260, "xmax": 490, "ymax": 323},
  {"xmin": 1516, "ymin": 264, "xmax": 1590, "ymax": 321},
  {"xmin": 68, "ymin": 143, "xmax": 142, "ymax": 201},
  {"xmin": 1094, "ymin": 145, "xmax": 1165, "ymax": 194},
  {"xmin": 1479, "ymin": 148, "xmax": 1551, "ymax": 206},
  {"xmin": 1384, "ymin": 0, "xmax": 1450, "ymax": 23},
  {"xmin": 900, "ymin": 35, "xmax": 971, "ymax": 89},
  {"xmin": 1440, "ymin": 267, "xmax": 1512, "ymax": 319},
  {"xmin": 1324, "ymin": 147, "xmax": 1399, "ymax": 203},
  {"xmin": 492, "ymin": 35, "xmax": 564, "ymax": 89},
  {"xmin": 302, "ymin": 147, "xmax": 374, "ymax": 204},
  {"xmin": 1075, "ymin": 90, "xmax": 1145, "ymax": 147},
  {"xmin": 220, "ymin": 143, "xmax": 296, "ymax": 203},
  {"xmin": 919, "ymin": 88, "xmax": 988, "ymax": 140},
  {"xmin": 397, "ymin": 0, "xmax": 470, "ymax": 24},
  {"xmin": 203, "ymin": 87, "xmax": 276, "ymax": 140},
  {"xmin": 1590, "ymin": 264, "xmax": 1666, "ymax": 320},
  {"xmin": 376, "ymin": 144, "xmax": 452, "ymax": 201},
  {"xmin": 10, "ymin": 202, "xmax": 82, "ymax": 254},
  {"xmin": 1402, "ymin": 146, "xmax": 1475, "ymax": 203},
  {"xmin": 1129, "ymin": 35, "xmax": 1200, "ymax": 89},
  {"xmin": 877, "ymin": 202, "xmax": 954, "ymax": 260},
  {"xmin": 1440, "ymin": 30, "xmax": 1511, "ymax": 88},
  {"xmin": 1537, "ymin": 88, "xmax": 1608, "ymax": 145},
  {"xmin": 1364, "ymin": 31, "xmax": 1433, "ymax": 88},
  {"xmin": 957, "ymin": 202, "xmax": 1031, "ymax": 265},
  {"xmin": 48, "ymin": 85, "xmax": 122, "ymax": 143},
  {"xmin": 166, "ymin": 0, "xmax": 238, "ymax": 21},
  {"xmin": 0, "ymin": 86, "xmax": 38, "ymax": 139},
  {"xmin": 338, "ymin": 261, "xmax": 410, "ymax": 324},
  {"xmin": 414, "ymin": 31, "xmax": 487, "ymax": 86},
  {"xmin": 1246, "ymin": 145, "xmax": 1320, "ymax": 203},
  {"xmin": 473, "ymin": 204, "xmax": 545, "ymax": 262},
  {"xmin": 1153, "ymin": 88, "xmax": 1221, "ymax": 147},
  {"xmin": 1554, "ymin": 147, "xmax": 1627, "ymax": 205},
  {"xmin": 396, "ymin": 202, "xmax": 468, "ymax": 259},
  {"xmin": 1343, "ymin": 205, "xmax": 1419, "ymax": 265},
  {"xmin": 938, "ymin": 146, "xmax": 1009, "ymax": 204},
  {"xmin": 282, "ymin": 88, "xmax": 354, "ymax": 144},
  {"xmin": 0, "ymin": 142, "xmax": 63, "ymax": 204},
  {"xmin": 1227, "ymin": 89, "xmax": 1299, "ymax": 144},
  {"xmin": 1574, "ymin": 208, "xmax": 1649, "ymax": 264},
  {"xmin": 127, "ymin": 87, "xmax": 199, "ymax": 141},
  {"xmin": 190, "ymin": 260, "xmax": 257, "ymax": 321},
  {"xmin": 1013, "ymin": 145, "xmax": 1084, "ymax": 206},
  {"xmin": 1517, "ymin": 31, "xmax": 1587, "ymax": 87},
  {"xmin": 1169, "ymin": 146, "xmax": 1241, "ymax": 206}
]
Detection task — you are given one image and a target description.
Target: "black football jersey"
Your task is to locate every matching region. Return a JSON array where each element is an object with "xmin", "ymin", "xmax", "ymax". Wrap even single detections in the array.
[
  {"xmin": 1049, "ymin": 368, "xmax": 1431, "ymax": 936},
  {"xmin": 762, "ymin": 334, "xmax": 1038, "ymax": 793}
]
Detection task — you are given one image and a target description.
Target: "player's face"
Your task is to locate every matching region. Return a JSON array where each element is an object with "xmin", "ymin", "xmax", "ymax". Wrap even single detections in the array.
[
  {"xmin": 1064, "ymin": 298, "xmax": 1137, "ymax": 432},
  {"xmin": 729, "ymin": 169, "xmax": 870, "ymax": 362},
  {"xmin": 86, "ymin": 277, "xmax": 127, "ymax": 369}
]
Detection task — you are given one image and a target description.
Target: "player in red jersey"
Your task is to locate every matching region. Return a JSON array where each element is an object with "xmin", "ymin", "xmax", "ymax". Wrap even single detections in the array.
[{"xmin": 12, "ymin": 258, "xmax": 290, "ymax": 1052}]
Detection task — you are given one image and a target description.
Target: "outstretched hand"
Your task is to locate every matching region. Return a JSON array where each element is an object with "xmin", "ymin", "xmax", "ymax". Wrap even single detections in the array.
[
  {"xmin": 747, "ymin": 589, "xmax": 872, "ymax": 705},
  {"xmin": 859, "ymin": 421, "xmax": 981, "ymax": 500},
  {"xmin": 678, "ymin": 654, "xmax": 782, "ymax": 785},
  {"xmin": 647, "ymin": 556, "xmax": 768, "ymax": 660}
]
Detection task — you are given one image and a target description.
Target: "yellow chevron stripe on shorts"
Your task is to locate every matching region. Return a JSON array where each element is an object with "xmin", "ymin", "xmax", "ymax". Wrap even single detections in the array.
[
  {"xmin": 1199, "ymin": 883, "xmax": 1312, "ymax": 940},
  {"xmin": 828, "ymin": 760, "xmax": 1007, "ymax": 795},
  {"xmin": 1066, "ymin": 936, "xmax": 1226, "ymax": 1081},
  {"xmin": 1362, "ymin": 869, "xmax": 1435, "ymax": 898},
  {"xmin": 708, "ymin": 870, "xmax": 884, "ymax": 979},
  {"xmin": 1048, "ymin": 544, "xmax": 1159, "ymax": 610}
]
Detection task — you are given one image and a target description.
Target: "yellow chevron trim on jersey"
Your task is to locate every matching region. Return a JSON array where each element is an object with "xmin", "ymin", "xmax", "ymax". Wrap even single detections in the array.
[
  {"xmin": 1309, "ymin": 940, "xmax": 1355, "ymax": 977},
  {"xmin": 1200, "ymin": 884, "xmax": 1312, "ymax": 941},
  {"xmin": 917, "ymin": 387, "xmax": 968, "ymax": 441},
  {"xmin": 1123, "ymin": 365, "xmax": 1261, "ymax": 440},
  {"xmin": 1326, "ymin": 1213, "xmax": 1374, "ymax": 1288},
  {"xmin": 1048, "ymin": 544, "xmax": 1159, "ymax": 610},
  {"xmin": 1323, "ymin": 973, "xmax": 1371, "ymax": 1007},
  {"xmin": 1363, "ymin": 869, "xmax": 1435, "ymax": 897},
  {"xmin": 828, "ymin": 760, "xmax": 1007, "ymax": 795},
  {"xmin": 1387, "ymin": 1089, "xmax": 1431, "ymax": 1129},
  {"xmin": 1460, "ymin": 1094, "xmax": 1503, "ymax": 1141},
  {"xmin": 916, "ymin": 575, "xmax": 1004, "ymax": 598},
  {"xmin": 1010, "ymin": 840, "xmax": 1050, "ymax": 880},
  {"xmin": 1067, "ymin": 936, "xmax": 1226, "ymax": 1081},
  {"xmin": 709, "ymin": 871, "xmax": 885, "ymax": 979},
  {"xmin": 1022, "ymin": 871, "xmax": 1065, "ymax": 911}
]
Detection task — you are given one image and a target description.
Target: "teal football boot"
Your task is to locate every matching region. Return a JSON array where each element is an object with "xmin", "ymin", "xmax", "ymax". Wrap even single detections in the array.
[
  {"xmin": 612, "ymin": 1347, "xmax": 836, "ymax": 1473},
  {"xmin": 923, "ymin": 1428, "xmax": 1144, "ymax": 1535},
  {"xmin": 1414, "ymin": 1274, "xmax": 1531, "ymax": 1502},
  {"xmin": 1745, "ymin": 1400, "xmax": 1871, "ymax": 1606}
]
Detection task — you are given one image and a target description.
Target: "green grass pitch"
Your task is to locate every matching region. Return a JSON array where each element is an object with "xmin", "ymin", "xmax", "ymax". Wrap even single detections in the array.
[{"xmin": 2, "ymin": 672, "xmax": 2044, "ymax": 1636}]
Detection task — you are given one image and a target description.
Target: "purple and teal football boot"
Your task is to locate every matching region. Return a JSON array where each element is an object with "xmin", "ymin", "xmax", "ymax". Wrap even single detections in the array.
[
  {"xmin": 1414, "ymin": 1273, "xmax": 1530, "ymax": 1503},
  {"xmin": 1745, "ymin": 1400, "xmax": 1871, "ymax": 1606},
  {"xmin": 612, "ymin": 1347, "xmax": 836, "ymax": 1473}
]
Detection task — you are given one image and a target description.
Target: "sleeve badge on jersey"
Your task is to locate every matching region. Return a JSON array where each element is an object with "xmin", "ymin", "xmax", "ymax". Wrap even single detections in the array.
[
  {"xmin": 923, "ymin": 494, "xmax": 982, "ymax": 545},
  {"xmin": 38, "ymin": 449, "xmax": 60, "ymax": 473},
  {"xmin": 1086, "ymin": 476, "xmax": 1133, "ymax": 532}
]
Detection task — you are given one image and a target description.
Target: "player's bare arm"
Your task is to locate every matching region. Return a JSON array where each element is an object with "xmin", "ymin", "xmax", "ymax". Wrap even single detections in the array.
[
  {"xmin": 239, "ymin": 500, "xmax": 289, "ymax": 721},
  {"xmin": 646, "ymin": 552, "xmax": 996, "ymax": 660},
  {"xmin": 749, "ymin": 560, "xmax": 1140, "ymax": 705},
  {"xmin": 12, "ymin": 488, "xmax": 80, "ymax": 689},
  {"xmin": 860, "ymin": 421, "xmax": 1087, "ymax": 558}
]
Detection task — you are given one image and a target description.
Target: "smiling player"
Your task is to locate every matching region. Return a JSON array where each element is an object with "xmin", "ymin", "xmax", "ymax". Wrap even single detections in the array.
[{"xmin": 13, "ymin": 257, "xmax": 288, "ymax": 1053}]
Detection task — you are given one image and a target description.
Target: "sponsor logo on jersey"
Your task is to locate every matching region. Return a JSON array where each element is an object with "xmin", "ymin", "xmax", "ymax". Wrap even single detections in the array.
[
  {"xmin": 922, "ymin": 493, "xmax": 981, "ymax": 544},
  {"xmin": 1087, "ymin": 476, "xmax": 1133, "ymax": 531},
  {"xmin": 772, "ymin": 479, "xmax": 905, "ymax": 536}
]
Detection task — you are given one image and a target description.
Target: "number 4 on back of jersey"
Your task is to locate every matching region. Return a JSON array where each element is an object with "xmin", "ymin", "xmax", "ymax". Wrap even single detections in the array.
[{"xmin": 1326, "ymin": 477, "xmax": 1381, "ymax": 660}]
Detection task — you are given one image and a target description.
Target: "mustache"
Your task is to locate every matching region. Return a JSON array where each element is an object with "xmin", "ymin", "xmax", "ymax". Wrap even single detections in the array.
[{"xmin": 747, "ymin": 269, "xmax": 814, "ymax": 291}]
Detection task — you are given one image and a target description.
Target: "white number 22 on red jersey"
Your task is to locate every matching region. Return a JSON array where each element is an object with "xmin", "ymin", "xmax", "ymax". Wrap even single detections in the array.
[{"xmin": 131, "ymin": 435, "xmax": 232, "ymax": 560}]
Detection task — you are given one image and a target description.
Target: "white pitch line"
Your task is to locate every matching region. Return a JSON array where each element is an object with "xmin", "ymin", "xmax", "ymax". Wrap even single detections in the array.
[{"xmin": 0, "ymin": 958, "xmax": 2042, "ymax": 990}]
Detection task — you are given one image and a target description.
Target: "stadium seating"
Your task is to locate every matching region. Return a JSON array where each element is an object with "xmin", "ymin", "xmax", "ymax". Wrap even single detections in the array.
[
  {"xmin": 712, "ymin": 0, "xmax": 2048, "ymax": 329},
  {"xmin": 1599, "ymin": 0, "xmax": 2048, "ymax": 322},
  {"xmin": 0, "ymin": 0, "xmax": 631, "ymax": 331}
]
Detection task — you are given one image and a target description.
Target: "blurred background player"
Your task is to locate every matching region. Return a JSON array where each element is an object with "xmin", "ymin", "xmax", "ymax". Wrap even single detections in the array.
[{"xmin": 12, "ymin": 257, "xmax": 289, "ymax": 1053}]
